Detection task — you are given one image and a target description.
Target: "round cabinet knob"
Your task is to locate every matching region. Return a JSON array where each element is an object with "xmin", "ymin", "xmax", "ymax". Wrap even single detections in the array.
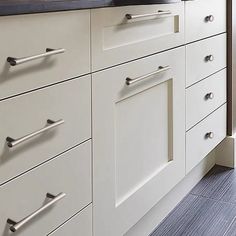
[
  {"xmin": 205, "ymin": 92, "xmax": 214, "ymax": 100},
  {"xmin": 205, "ymin": 55, "xmax": 214, "ymax": 62},
  {"xmin": 205, "ymin": 15, "xmax": 214, "ymax": 22},
  {"xmin": 205, "ymin": 132, "xmax": 214, "ymax": 139}
]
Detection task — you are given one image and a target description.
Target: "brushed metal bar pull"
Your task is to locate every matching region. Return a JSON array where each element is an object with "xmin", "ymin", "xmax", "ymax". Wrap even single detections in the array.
[
  {"xmin": 7, "ymin": 192, "xmax": 66, "ymax": 233},
  {"xmin": 126, "ymin": 10, "xmax": 172, "ymax": 20},
  {"xmin": 7, "ymin": 48, "xmax": 66, "ymax": 66},
  {"xmin": 126, "ymin": 66, "xmax": 171, "ymax": 86},
  {"xmin": 6, "ymin": 119, "xmax": 65, "ymax": 148}
]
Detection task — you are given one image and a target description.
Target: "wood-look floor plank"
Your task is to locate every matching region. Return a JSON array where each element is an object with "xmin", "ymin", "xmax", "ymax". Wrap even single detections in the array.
[
  {"xmin": 190, "ymin": 165, "xmax": 233, "ymax": 200},
  {"xmin": 150, "ymin": 194, "xmax": 236, "ymax": 236}
]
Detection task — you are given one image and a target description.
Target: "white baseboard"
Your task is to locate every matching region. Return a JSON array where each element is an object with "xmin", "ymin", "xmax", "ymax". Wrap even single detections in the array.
[
  {"xmin": 216, "ymin": 136, "xmax": 235, "ymax": 168},
  {"xmin": 124, "ymin": 151, "xmax": 216, "ymax": 236}
]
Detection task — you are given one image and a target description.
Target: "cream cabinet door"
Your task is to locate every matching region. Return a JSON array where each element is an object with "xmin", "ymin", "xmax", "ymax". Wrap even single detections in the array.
[{"xmin": 92, "ymin": 47, "xmax": 185, "ymax": 236}]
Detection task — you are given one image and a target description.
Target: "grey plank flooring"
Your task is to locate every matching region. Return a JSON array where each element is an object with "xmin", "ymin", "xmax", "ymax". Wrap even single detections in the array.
[{"xmin": 150, "ymin": 165, "xmax": 236, "ymax": 236}]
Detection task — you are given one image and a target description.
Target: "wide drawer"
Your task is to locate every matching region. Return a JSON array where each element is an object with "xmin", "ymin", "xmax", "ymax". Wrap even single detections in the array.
[
  {"xmin": 0, "ymin": 11, "xmax": 90, "ymax": 100},
  {"xmin": 186, "ymin": 34, "xmax": 227, "ymax": 87},
  {"xmin": 0, "ymin": 141, "xmax": 91, "ymax": 236},
  {"xmin": 186, "ymin": 69, "xmax": 227, "ymax": 130},
  {"xmin": 91, "ymin": 3, "xmax": 184, "ymax": 71},
  {"xmin": 185, "ymin": 0, "xmax": 226, "ymax": 43},
  {"xmin": 0, "ymin": 75, "xmax": 91, "ymax": 185},
  {"xmin": 48, "ymin": 205, "xmax": 92, "ymax": 236},
  {"xmin": 186, "ymin": 104, "xmax": 226, "ymax": 173}
]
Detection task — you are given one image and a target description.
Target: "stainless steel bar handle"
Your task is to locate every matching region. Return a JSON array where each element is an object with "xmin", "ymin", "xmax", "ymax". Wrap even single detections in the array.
[
  {"xmin": 126, "ymin": 10, "xmax": 172, "ymax": 20},
  {"xmin": 6, "ymin": 119, "xmax": 65, "ymax": 148},
  {"xmin": 126, "ymin": 66, "xmax": 171, "ymax": 86},
  {"xmin": 7, "ymin": 48, "xmax": 66, "ymax": 66},
  {"xmin": 7, "ymin": 192, "xmax": 66, "ymax": 233}
]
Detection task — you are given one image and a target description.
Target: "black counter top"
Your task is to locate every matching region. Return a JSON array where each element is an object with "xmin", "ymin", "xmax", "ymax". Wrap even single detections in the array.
[{"xmin": 0, "ymin": 0, "xmax": 180, "ymax": 16}]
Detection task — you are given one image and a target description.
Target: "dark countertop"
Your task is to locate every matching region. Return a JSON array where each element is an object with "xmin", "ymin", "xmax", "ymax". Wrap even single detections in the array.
[{"xmin": 0, "ymin": 0, "xmax": 180, "ymax": 16}]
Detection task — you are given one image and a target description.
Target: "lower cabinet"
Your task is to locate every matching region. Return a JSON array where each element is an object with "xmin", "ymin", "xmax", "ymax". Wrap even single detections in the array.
[
  {"xmin": 0, "ymin": 141, "xmax": 91, "ymax": 236},
  {"xmin": 92, "ymin": 47, "xmax": 186, "ymax": 235},
  {"xmin": 186, "ymin": 104, "xmax": 227, "ymax": 173}
]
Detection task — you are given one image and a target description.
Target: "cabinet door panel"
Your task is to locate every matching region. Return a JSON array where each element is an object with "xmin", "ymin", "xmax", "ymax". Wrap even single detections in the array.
[{"xmin": 92, "ymin": 47, "xmax": 185, "ymax": 236}]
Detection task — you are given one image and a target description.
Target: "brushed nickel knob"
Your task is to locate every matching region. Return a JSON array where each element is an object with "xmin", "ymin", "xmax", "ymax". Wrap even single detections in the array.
[
  {"xmin": 205, "ymin": 15, "xmax": 214, "ymax": 22},
  {"xmin": 205, "ymin": 92, "xmax": 214, "ymax": 100},
  {"xmin": 205, "ymin": 132, "xmax": 214, "ymax": 139},
  {"xmin": 205, "ymin": 55, "xmax": 214, "ymax": 62}
]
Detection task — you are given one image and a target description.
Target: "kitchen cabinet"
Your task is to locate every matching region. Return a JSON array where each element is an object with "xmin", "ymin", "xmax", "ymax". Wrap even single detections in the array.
[
  {"xmin": 185, "ymin": 0, "xmax": 226, "ymax": 43},
  {"xmin": 92, "ymin": 46, "xmax": 185, "ymax": 236},
  {"xmin": 91, "ymin": 3, "xmax": 184, "ymax": 71}
]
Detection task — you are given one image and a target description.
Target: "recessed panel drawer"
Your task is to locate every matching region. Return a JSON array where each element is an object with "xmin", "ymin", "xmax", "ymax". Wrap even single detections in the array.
[
  {"xmin": 186, "ymin": 34, "xmax": 227, "ymax": 87},
  {"xmin": 186, "ymin": 105, "xmax": 226, "ymax": 173},
  {"xmin": 0, "ymin": 11, "xmax": 90, "ymax": 100},
  {"xmin": 0, "ymin": 141, "xmax": 91, "ymax": 236},
  {"xmin": 185, "ymin": 0, "xmax": 226, "ymax": 43},
  {"xmin": 91, "ymin": 3, "xmax": 184, "ymax": 71},
  {"xmin": 48, "ymin": 205, "xmax": 92, "ymax": 236},
  {"xmin": 186, "ymin": 69, "xmax": 227, "ymax": 130},
  {"xmin": 0, "ymin": 75, "xmax": 91, "ymax": 185}
]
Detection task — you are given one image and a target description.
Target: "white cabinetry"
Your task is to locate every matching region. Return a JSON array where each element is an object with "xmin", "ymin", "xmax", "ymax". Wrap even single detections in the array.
[
  {"xmin": 92, "ymin": 47, "xmax": 185, "ymax": 236},
  {"xmin": 185, "ymin": 0, "xmax": 227, "ymax": 173},
  {"xmin": 185, "ymin": 0, "xmax": 226, "ymax": 43},
  {"xmin": 91, "ymin": 3, "xmax": 184, "ymax": 71},
  {"xmin": 0, "ymin": 0, "xmax": 228, "ymax": 235}
]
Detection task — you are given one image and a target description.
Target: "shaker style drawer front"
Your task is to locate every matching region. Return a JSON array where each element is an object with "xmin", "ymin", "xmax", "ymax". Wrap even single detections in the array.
[
  {"xmin": 0, "ymin": 75, "xmax": 91, "ymax": 185},
  {"xmin": 0, "ymin": 141, "xmax": 91, "ymax": 236},
  {"xmin": 186, "ymin": 34, "xmax": 226, "ymax": 87},
  {"xmin": 91, "ymin": 3, "xmax": 184, "ymax": 71},
  {"xmin": 185, "ymin": 0, "xmax": 226, "ymax": 43},
  {"xmin": 48, "ymin": 205, "xmax": 92, "ymax": 236},
  {"xmin": 186, "ymin": 69, "xmax": 227, "ymax": 130},
  {"xmin": 0, "ymin": 10, "xmax": 90, "ymax": 100},
  {"xmin": 186, "ymin": 105, "xmax": 226, "ymax": 173}
]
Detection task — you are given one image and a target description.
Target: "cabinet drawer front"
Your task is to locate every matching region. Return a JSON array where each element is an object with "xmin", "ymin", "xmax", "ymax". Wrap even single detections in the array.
[
  {"xmin": 186, "ymin": 105, "xmax": 226, "ymax": 173},
  {"xmin": 185, "ymin": 0, "xmax": 226, "ymax": 43},
  {"xmin": 93, "ymin": 47, "xmax": 185, "ymax": 235},
  {"xmin": 186, "ymin": 34, "xmax": 226, "ymax": 87},
  {"xmin": 0, "ymin": 141, "xmax": 91, "ymax": 236},
  {"xmin": 0, "ymin": 75, "xmax": 91, "ymax": 185},
  {"xmin": 48, "ymin": 205, "xmax": 92, "ymax": 236},
  {"xmin": 0, "ymin": 11, "xmax": 90, "ymax": 100},
  {"xmin": 91, "ymin": 3, "xmax": 184, "ymax": 71},
  {"xmin": 186, "ymin": 69, "xmax": 227, "ymax": 130}
]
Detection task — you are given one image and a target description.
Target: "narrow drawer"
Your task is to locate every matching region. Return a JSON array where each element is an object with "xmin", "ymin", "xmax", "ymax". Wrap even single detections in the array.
[
  {"xmin": 48, "ymin": 205, "xmax": 92, "ymax": 236},
  {"xmin": 91, "ymin": 3, "xmax": 184, "ymax": 71},
  {"xmin": 0, "ymin": 75, "xmax": 91, "ymax": 185},
  {"xmin": 0, "ymin": 11, "xmax": 90, "ymax": 100},
  {"xmin": 186, "ymin": 69, "xmax": 227, "ymax": 130},
  {"xmin": 186, "ymin": 105, "xmax": 226, "ymax": 173},
  {"xmin": 0, "ymin": 141, "xmax": 91, "ymax": 236},
  {"xmin": 185, "ymin": 0, "xmax": 226, "ymax": 43},
  {"xmin": 186, "ymin": 34, "xmax": 227, "ymax": 87}
]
